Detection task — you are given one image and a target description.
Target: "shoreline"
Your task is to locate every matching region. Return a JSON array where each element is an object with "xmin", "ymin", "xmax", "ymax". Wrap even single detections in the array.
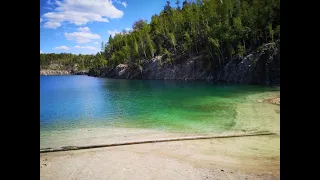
[
  {"xmin": 40, "ymin": 91, "xmax": 280, "ymax": 150},
  {"xmin": 41, "ymin": 134, "xmax": 279, "ymax": 180},
  {"xmin": 85, "ymin": 40, "xmax": 279, "ymax": 86},
  {"xmin": 257, "ymin": 95, "xmax": 280, "ymax": 105},
  {"xmin": 40, "ymin": 73, "xmax": 281, "ymax": 88},
  {"xmin": 40, "ymin": 131, "xmax": 275, "ymax": 153},
  {"xmin": 263, "ymin": 97, "xmax": 280, "ymax": 105},
  {"xmin": 40, "ymin": 69, "xmax": 88, "ymax": 76},
  {"xmin": 40, "ymin": 81, "xmax": 280, "ymax": 180}
]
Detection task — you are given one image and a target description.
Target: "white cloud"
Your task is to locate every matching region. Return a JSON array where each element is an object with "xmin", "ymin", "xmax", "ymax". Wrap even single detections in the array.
[
  {"xmin": 41, "ymin": 0, "xmax": 124, "ymax": 29},
  {"xmin": 44, "ymin": 21, "xmax": 61, "ymax": 29},
  {"xmin": 125, "ymin": 27, "xmax": 131, "ymax": 31},
  {"xmin": 93, "ymin": 42, "xmax": 99, "ymax": 44},
  {"xmin": 54, "ymin": 46, "xmax": 70, "ymax": 50},
  {"xmin": 121, "ymin": 2, "xmax": 127, "ymax": 8},
  {"xmin": 74, "ymin": 45, "xmax": 97, "ymax": 50},
  {"xmin": 45, "ymin": 0, "xmax": 54, "ymax": 10},
  {"xmin": 114, "ymin": 0, "xmax": 127, "ymax": 8},
  {"xmin": 65, "ymin": 27, "xmax": 101, "ymax": 43},
  {"xmin": 77, "ymin": 27, "xmax": 90, "ymax": 32},
  {"xmin": 71, "ymin": 45, "xmax": 99, "ymax": 54},
  {"xmin": 40, "ymin": 18, "xmax": 43, "ymax": 23},
  {"xmin": 44, "ymin": 7, "xmax": 53, "ymax": 10},
  {"xmin": 108, "ymin": 29, "xmax": 120, "ymax": 37},
  {"xmin": 40, "ymin": 50, "xmax": 44, "ymax": 54},
  {"xmin": 47, "ymin": 0, "xmax": 54, "ymax": 5}
]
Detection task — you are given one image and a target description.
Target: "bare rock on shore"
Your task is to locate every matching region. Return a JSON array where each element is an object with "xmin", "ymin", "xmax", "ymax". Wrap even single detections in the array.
[
  {"xmin": 263, "ymin": 97, "xmax": 280, "ymax": 105},
  {"xmin": 258, "ymin": 97, "xmax": 280, "ymax": 105},
  {"xmin": 40, "ymin": 69, "xmax": 88, "ymax": 75},
  {"xmin": 88, "ymin": 40, "xmax": 280, "ymax": 85},
  {"xmin": 40, "ymin": 69, "xmax": 70, "ymax": 75}
]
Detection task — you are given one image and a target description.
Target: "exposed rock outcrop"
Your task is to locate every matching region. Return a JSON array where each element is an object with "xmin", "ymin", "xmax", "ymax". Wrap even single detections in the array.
[
  {"xmin": 91, "ymin": 56, "xmax": 209, "ymax": 80},
  {"xmin": 71, "ymin": 70, "xmax": 88, "ymax": 75},
  {"xmin": 40, "ymin": 69, "xmax": 88, "ymax": 75},
  {"xmin": 88, "ymin": 40, "xmax": 280, "ymax": 85},
  {"xmin": 263, "ymin": 97, "xmax": 280, "ymax": 105},
  {"xmin": 213, "ymin": 40, "xmax": 280, "ymax": 85},
  {"xmin": 40, "ymin": 70, "xmax": 70, "ymax": 75}
]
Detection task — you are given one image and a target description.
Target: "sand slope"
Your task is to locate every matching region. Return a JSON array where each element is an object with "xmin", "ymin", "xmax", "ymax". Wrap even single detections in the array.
[
  {"xmin": 40, "ymin": 135, "xmax": 279, "ymax": 180},
  {"xmin": 40, "ymin": 91, "xmax": 280, "ymax": 180}
]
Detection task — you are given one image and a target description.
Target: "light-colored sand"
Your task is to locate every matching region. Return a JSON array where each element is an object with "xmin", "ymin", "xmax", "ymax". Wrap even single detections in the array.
[
  {"xmin": 40, "ymin": 91, "xmax": 280, "ymax": 150},
  {"xmin": 40, "ymin": 91, "xmax": 280, "ymax": 180},
  {"xmin": 233, "ymin": 95, "xmax": 280, "ymax": 135},
  {"xmin": 256, "ymin": 92, "xmax": 280, "ymax": 105},
  {"xmin": 40, "ymin": 127, "xmax": 208, "ymax": 149},
  {"xmin": 263, "ymin": 97, "xmax": 280, "ymax": 105},
  {"xmin": 40, "ymin": 135, "xmax": 279, "ymax": 180}
]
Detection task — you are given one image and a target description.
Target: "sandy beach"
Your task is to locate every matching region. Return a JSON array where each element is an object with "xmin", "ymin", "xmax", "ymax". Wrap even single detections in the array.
[
  {"xmin": 40, "ymin": 133, "xmax": 279, "ymax": 180},
  {"xmin": 40, "ymin": 92, "xmax": 280, "ymax": 180}
]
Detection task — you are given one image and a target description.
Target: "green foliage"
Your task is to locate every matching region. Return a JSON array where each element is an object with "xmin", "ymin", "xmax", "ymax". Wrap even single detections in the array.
[
  {"xmin": 146, "ymin": 35, "xmax": 156, "ymax": 58},
  {"xmin": 41, "ymin": 0, "xmax": 280, "ymax": 70},
  {"xmin": 267, "ymin": 24, "xmax": 274, "ymax": 42},
  {"xmin": 40, "ymin": 53, "xmax": 101, "ymax": 70},
  {"xmin": 163, "ymin": 48, "xmax": 172, "ymax": 63},
  {"xmin": 183, "ymin": 32, "xmax": 192, "ymax": 54},
  {"xmin": 237, "ymin": 43, "xmax": 245, "ymax": 58},
  {"xmin": 274, "ymin": 25, "xmax": 280, "ymax": 39},
  {"xmin": 168, "ymin": 33, "xmax": 177, "ymax": 48}
]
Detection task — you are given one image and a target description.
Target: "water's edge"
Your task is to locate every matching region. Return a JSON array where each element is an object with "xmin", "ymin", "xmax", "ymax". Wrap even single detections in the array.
[
  {"xmin": 40, "ymin": 132, "xmax": 275, "ymax": 153},
  {"xmin": 41, "ymin": 76, "xmax": 279, "ymax": 150}
]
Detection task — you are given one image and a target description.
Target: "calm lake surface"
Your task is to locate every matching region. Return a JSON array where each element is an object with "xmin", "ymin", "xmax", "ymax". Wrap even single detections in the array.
[{"xmin": 40, "ymin": 75, "xmax": 280, "ymax": 149}]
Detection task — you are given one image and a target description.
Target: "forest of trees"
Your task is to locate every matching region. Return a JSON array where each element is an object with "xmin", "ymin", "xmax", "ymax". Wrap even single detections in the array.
[
  {"xmin": 103, "ymin": 0, "xmax": 279, "ymax": 69},
  {"xmin": 40, "ymin": 52, "xmax": 106, "ymax": 70},
  {"xmin": 40, "ymin": 0, "xmax": 280, "ymax": 71}
]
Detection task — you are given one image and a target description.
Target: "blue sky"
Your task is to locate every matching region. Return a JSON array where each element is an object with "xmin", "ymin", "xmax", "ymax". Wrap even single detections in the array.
[{"xmin": 40, "ymin": 0, "xmax": 179, "ymax": 55}]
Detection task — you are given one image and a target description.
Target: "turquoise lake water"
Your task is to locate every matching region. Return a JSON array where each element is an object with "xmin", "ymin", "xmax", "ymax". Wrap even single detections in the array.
[{"xmin": 40, "ymin": 75, "xmax": 280, "ymax": 148}]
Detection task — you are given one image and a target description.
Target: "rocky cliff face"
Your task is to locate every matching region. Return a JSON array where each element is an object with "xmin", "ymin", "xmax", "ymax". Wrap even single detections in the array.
[
  {"xmin": 40, "ymin": 69, "xmax": 88, "ymax": 75},
  {"xmin": 213, "ymin": 40, "xmax": 280, "ymax": 85},
  {"xmin": 89, "ymin": 40, "xmax": 280, "ymax": 85},
  {"xmin": 40, "ymin": 62, "xmax": 89, "ymax": 76},
  {"xmin": 71, "ymin": 70, "xmax": 88, "ymax": 75},
  {"xmin": 142, "ymin": 56, "xmax": 210, "ymax": 80},
  {"xmin": 40, "ymin": 70, "xmax": 70, "ymax": 75},
  {"xmin": 93, "ymin": 55, "xmax": 209, "ymax": 80}
]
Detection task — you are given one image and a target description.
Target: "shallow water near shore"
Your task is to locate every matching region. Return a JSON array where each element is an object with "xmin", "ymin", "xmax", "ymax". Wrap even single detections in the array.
[{"xmin": 40, "ymin": 75, "xmax": 279, "ymax": 149}]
